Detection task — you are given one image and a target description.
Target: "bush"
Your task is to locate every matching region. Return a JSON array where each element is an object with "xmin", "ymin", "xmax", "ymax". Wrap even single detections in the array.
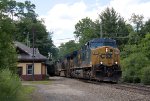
[
  {"xmin": 122, "ymin": 68, "xmax": 141, "ymax": 83},
  {"xmin": 140, "ymin": 33, "xmax": 150, "ymax": 59},
  {"xmin": 122, "ymin": 68, "xmax": 134, "ymax": 83},
  {"xmin": 0, "ymin": 69, "xmax": 22, "ymax": 101},
  {"xmin": 0, "ymin": 36, "xmax": 17, "ymax": 73},
  {"xmin": 121, "ymin": 52, "xmax": 149, "ymax": 83},
  {"xmin": 141, "ymin": 67, "xmax": 150, "ymax": 85}
]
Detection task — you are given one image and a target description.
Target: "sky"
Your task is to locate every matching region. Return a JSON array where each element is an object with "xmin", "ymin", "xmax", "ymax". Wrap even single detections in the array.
[{"xmin": 16, "ymin": 0, "xmax": 150, "ymax": 47}]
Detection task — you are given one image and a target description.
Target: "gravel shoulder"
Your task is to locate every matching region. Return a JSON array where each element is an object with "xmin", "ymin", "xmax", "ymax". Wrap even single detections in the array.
[{"xmin": 22, "ymin": 77, "xmax": 150, "ymax": 101}]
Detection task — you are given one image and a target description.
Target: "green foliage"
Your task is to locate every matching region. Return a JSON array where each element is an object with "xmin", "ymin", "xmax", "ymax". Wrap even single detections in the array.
[
  {"xmin": 121, "ymin": 53, "xmax": 149, "ymax": 83},
  {"xmin": 0, "ymin": 69, "xmax": 35, "ymax": 101},
  {"xmin": 121, "ymin": 44, "xmax": 139, "ymax": 59},
  {"xmin": 0, "ymin": 40, "xmax": 17, "ymax": 72},
  {"xmin": 14, "ymin": 5, "xmax": 56, "ymax": 58},
  {"xmin": 24, "ymin": 80, "xmax": 51, "ymax": 85},
  {"xmin": 121, "ymin": 33, "xmax": 150, "ymax": 84},
  {"xmin": 0, "ymin": 6, "xmax": 17, "ymax": 73},
  {"xmin": 56, "ymin": 6, "xmax": 150, "ymax": 85},
  {"xmin": 0, "ymin": 69, "xmax": 21, "ymax": 101},
  {"xmin": 0, "ymin": 1, "xmax": 55, "ymax": 100},
  {"xmin": 100, "ymin": 7, "xmax": 119, "ymax": 34},
  {"xmin": 128, "ymin": 32, "xmax": 140, "ymax": 44},
  {"xmin": 74, "ymin": 7, "xmax": 131, "ymax": 50},
  {"xmin": 19, "ymin": 85, "xmax": 36, "ymax": 101},
  {"xmin": 140, "ymin": 33, "xmax": 150, "ymax": 59},
  {"xmin": 122, "ymin": 53, "xmax": 148, "ymax": 71},
  {"xmin": 141, "ymin": 19, "xmax": 150, "ymax": 34},
  {"xmin": 121, "ymin": 33, "xmax": 150, "ymax": 58},
  {"xmin": 141, "ymin": 66, "xmax": 150, "ymax": 85},
  {"xmin": 0, "ymin": 0, "xmax": 57, "ymax": 58},
  {"xmin": 100, "ymin": 7, "xmax": 130, "ymax": 36},
  {"xmin": 122, "ymin": 68, "xmax": 140, "ymax": 83},
  {"xmin": 72, "ymin": 8, "xmax": 150, "ymax": 85},
  {"xmin": 15, "ymin": 17, "xmax": 56, "ymax": 57},
  {"xmin": 99, "ymin": 8, "xmax": 131, "ymax": 49},
  {"xmin": 59, "ymin": 40, "xmax": 79, "ymax": 58},
  {"xmin": 74, "ymin": 17, "xmax": 98, "ymax": 45},
  {"xmin": 129, "ymin": 13, "xmax": 144, "ymax": 33}
]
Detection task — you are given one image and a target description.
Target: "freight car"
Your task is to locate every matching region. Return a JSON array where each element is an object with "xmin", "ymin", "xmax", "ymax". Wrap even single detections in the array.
[{"xmin": 58, "ymin": 38, "xmax": 122, "ymax": 82}]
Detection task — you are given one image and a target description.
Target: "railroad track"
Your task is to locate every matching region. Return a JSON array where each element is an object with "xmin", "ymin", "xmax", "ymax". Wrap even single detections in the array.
[
  {"xmin": 78, "ymin": 79, "xmax": 150, "ymax": 95},
  {"xmin": 112, "ymin": 83, "xmax": 150, "ymax": 95}
]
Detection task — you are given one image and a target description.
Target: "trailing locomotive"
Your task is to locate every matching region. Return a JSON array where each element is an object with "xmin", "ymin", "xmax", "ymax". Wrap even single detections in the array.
[{"xmin": 57, "ymin": 38, "xmax": 122, "ymax": 82}]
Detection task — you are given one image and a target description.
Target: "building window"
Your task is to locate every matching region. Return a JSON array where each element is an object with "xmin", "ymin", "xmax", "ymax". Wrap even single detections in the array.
[{"xmin": 27, "ymin": 64, "xmax": 33, "ymax": 75}]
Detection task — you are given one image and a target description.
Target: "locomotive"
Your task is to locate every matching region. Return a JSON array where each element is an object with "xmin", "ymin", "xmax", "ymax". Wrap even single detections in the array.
[{"xmin": 56, "ymin": 38, "xmax": 122, "ymax": 82}]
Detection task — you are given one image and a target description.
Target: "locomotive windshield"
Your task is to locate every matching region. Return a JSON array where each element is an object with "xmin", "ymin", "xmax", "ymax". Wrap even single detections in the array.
[
  {"xmin": 104, "ymin": 42, "xmax": 117, "ymax": 47},
  {"xmin": 90, "ymin": 41, "xmax": 117, "ymax": 48}
]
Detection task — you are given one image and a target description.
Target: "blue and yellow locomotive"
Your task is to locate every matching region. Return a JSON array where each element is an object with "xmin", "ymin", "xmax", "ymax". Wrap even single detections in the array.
[{"xmin": 57, "ymin": 38, "xmax": 122, "ymax": 82}]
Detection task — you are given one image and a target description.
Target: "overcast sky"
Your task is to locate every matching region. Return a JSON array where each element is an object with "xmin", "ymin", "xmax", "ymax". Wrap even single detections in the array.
[{"xmin": 16, "ymin": 0, "xmax": 150, "ymax": 47}]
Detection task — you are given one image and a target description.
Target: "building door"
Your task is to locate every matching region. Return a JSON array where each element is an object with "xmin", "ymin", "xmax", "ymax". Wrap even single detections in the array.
[{"xmin": 17, "ymin": 67, "xmax": 23, "ymax": 77}]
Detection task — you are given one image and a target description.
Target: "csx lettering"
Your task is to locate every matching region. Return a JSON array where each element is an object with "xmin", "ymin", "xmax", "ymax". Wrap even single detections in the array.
[{"xmin": 100, "ymin": 53, "xmax": 112, "ymax": 59}]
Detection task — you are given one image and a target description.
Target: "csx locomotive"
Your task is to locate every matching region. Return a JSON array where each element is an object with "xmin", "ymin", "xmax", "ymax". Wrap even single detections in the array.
[{"xmin": 55, "ymin": 38, "xmax": 122, "ymax": 82}]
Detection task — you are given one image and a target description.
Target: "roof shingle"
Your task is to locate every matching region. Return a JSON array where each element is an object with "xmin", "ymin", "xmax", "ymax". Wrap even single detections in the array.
[{"xmin": 15, "ymin": 41, "xmax": 47, "ymax": 62}]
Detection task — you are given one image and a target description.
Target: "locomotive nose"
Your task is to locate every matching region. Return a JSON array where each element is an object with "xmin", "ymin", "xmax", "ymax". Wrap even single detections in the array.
[
  {"xmin": 92, "ymin": 46, "xmax": 121, "ymax": 82},
  {"xmin": 98, "ymin": 47, "xmax": 115, "ymax": 66}
]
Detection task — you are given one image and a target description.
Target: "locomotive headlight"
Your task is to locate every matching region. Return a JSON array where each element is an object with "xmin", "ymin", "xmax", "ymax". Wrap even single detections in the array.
[
  {"xmin": 100, "ymin": 61, "xmax": 103, "ymax": 64},
  {"xmin": 106, "ymin": 48, "xmax": 108, "ymax": 52},
  {"xmin": 115, "ymin": 62, "xmax": 118, "ymax": 64}
]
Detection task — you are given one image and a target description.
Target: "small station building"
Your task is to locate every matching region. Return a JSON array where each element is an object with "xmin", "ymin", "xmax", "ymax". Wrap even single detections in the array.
[{"xmin": 15, "ymin": 41, "xmax": 47, "ymax": 80}]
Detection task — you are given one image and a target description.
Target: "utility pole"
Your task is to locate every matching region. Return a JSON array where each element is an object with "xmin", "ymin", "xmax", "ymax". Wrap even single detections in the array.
[
  {"xmin": 32, "ymin": 16, "xmax": 37, "ymax": 81},
  {"xmin": 32, "ymin": 27, "xmax": 35, "ymax": 81},
  {"xmin": 100, "ymin": 20, "xmax": 103, "ymax": 38},
  {"xmin": 26, "ymin": 32, "xmax": 30, "ymax": 47}
]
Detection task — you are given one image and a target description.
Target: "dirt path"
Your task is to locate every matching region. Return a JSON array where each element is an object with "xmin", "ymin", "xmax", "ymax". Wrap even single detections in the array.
[{"xmin": 23, "ymin": 77, "xmax": 150, "ymax": 101}]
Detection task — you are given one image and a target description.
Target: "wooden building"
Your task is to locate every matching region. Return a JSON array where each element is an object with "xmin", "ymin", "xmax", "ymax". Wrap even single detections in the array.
[{"xmin": 15, "ymin": 42, "xmax": 47, "ymax": 80}]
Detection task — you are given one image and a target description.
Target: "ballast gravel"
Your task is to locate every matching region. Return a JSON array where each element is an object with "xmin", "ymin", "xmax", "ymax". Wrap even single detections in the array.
[{"xmin": 27, "ymin": 77, "xmax": 150, "ymax": 101}]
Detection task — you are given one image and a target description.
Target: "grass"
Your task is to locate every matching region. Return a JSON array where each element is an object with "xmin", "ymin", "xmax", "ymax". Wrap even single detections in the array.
[
  {"xmin": 22, "ymin": 85, "xmax": 36, "ymax": 95},
  {"xmin": 19, "ymin": 80, "xmax": 51, "ymax": 101},
  {"xmin": 17, "ymin": 85, "xmax": 36, "ymax": 101},
  {"xmin": 23, "ymin": 80, "xmax": 51, "ymax": 85}
]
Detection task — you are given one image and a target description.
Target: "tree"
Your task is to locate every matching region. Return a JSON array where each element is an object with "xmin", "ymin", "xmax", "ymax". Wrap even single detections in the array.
[
  {"xmin": 100, "ymin": 7, "xmax": 118, "ymax": 35},
  {"xmin": 74, "ymin": 8, "xmax": 131, "ymax": 50},
  {"xmin": 4, "ymin": 0, "xmax": 57, "ymax": 58},
  {"xmin": 0, "ymin": 0, "xmax": 57, "ymax": 60},
  {"xmin": 59, "ymin": 40, "xmax": 79, "ymax": 58},
  {"xmin": 0, "ymin": 0, "xmax": 17, "ymax": 73},
  {"xmin": 140, "ymin": 33, "xmax": 150, "ymax": 59},
  {"xmin": 141, "ymin": 19, "xmax": 150, "ymax": 35},
  {"xmin": 99, "ymin": 7, "xmax": 130, "ymax": 49},
  {"xmin": 0, "ymin": 29, "xmax": 17, "ymax": 73},
  {"xmin": 74, "ymin": 17, "xmax": 98, "ymax": 46},
  {"xmin": 15, "ymin": 17, "xmax": 56, "ymax": 57},
  {"xmin": 129, "ymin": 13, "xmax": 144, "ymax": 33},
  {"xmin": 99, "ymin": 7, "xmax": 130, "ymax": 36},
  {"xmin": 128, "ymin": 32, "xmax": 140, "ymax": 45},
  {"xmin": 122, "ymin": 52, "xmax": 149, "ymax": 83},
  {"xmin": 121, "ymin": 33, "xmax": 150, "ymax": 83}
]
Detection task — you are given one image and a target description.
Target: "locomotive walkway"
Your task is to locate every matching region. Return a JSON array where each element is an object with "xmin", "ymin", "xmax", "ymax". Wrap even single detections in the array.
[{"xmin": 23, "ymin": 77, "xmax": 150, "ymax": 101}]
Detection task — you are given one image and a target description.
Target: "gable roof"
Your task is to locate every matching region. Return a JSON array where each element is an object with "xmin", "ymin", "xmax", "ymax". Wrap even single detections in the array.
[{"xmin": 15, "ymin": 41, "xmax": 47, "ymax": 62}]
